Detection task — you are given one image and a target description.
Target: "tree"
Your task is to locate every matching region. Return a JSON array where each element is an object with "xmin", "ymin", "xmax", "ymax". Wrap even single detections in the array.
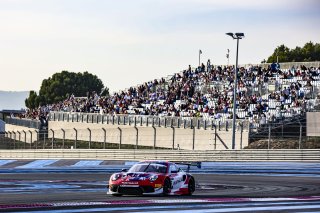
[
  {"xmin": 25, "ymin": 71, "xmax": 107, "ymax": 108},
  {"xmin": 266, "ymin": 42, "xmax": 320, "ymax": 63},
  {"xmin": 25, "ymin": 91, "xmax": 39, "ymax": 110}
]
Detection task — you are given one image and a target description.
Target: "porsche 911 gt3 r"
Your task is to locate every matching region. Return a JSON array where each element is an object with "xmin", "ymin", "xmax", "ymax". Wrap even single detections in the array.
[{"xmin": 107, "ymin": 161, "xmax": 198, "ymax": 196}]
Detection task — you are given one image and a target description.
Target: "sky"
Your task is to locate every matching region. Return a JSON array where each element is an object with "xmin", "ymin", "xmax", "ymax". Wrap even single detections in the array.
[{"xmin": 0, "ymin": 0, "xmax": 319, "ymax": 93}]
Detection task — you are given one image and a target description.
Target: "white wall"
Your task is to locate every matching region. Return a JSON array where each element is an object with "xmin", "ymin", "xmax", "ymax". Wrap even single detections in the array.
[{"xmin": 48, "ymin": 121, "xmax": 249, "ymax": 150}]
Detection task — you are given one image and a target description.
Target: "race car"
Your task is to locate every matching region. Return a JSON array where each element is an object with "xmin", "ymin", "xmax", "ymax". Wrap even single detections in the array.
[{"xmin": 107, "ymin": 160, "xmax": 199, "ymax": 196}]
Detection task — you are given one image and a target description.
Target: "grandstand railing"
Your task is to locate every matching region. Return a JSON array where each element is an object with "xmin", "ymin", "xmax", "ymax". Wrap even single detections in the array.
[
  {"xmin": 5, "ymin": 117, "xmax": 41, "ymax": 129},
  {"xmin": 48, "ymin": 111, "xmax": 250, "ymax": 131}
]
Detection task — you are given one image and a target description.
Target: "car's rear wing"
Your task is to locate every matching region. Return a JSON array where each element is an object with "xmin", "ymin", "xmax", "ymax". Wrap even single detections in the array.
[{"xmin": 174, "ymin": 162, "xmax": 201, "ymax": 172}]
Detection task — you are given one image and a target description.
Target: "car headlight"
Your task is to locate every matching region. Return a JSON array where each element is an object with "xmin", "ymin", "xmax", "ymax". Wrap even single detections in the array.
[
  {"xmin": 149, "ymin": 175, "xmax": 158, "ymax": 182},
  {"xmin": 111, "ymin": 173, "xmax": 121, "ymax": 181}
]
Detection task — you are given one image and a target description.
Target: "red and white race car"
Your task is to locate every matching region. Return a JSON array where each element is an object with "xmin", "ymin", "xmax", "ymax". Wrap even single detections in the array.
[{"xmin": 108, "ymin": 160, "xmax": 199, "ymax": 196}]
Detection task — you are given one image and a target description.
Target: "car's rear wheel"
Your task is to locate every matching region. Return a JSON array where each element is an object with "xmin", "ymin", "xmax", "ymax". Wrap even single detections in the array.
[
  {"xmin": 187, "ymin": 178, "xmax": 195, "ymax": 195},
  {"xmin": 162, "ymin": 178, "xmax": 171, "ymax": 196}
]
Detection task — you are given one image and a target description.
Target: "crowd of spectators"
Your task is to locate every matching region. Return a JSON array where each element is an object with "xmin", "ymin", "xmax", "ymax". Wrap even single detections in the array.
[{"xmin": 20, "ymin": 61, "xmax": 320, "ymax": 125}]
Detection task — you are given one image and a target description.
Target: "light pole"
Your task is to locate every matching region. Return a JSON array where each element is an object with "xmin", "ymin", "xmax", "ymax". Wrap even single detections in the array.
[
  {"xmin": 199, "ymin": 49, "xmax": 202, "ymax": 66},
  {"xmin": 226, "ymin": 49, "xmax": 230, "ymax": 66},
  {"xmin": 226, "ymin": 32, "xmax": 245, "ymax": 150}
]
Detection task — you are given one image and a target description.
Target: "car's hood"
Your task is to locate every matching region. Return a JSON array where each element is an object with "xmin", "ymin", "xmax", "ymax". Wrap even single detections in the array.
[{"xmin": 121, "ymin": 172, "xmax": 158, "ymax": 181}]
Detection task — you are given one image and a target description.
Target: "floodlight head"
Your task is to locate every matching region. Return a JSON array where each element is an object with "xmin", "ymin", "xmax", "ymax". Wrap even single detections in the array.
[
  {"xmin": 226, "ymin": 32, "xmax": 235, "ymax": 38},
  {"xmin": 235, "ymin": 32, "xmax": 245, "ymax": 38}
]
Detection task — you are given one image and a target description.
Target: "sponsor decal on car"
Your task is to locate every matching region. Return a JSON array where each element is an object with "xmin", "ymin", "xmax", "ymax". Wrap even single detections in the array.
[
  {"xmin": 120, "ymin": 185, "xmax": 139, "ymax": 187},
  {"xmin": 121, "ymin": 182, "xmax": 139, "ymax": 185},
  {"xmin": 155, "ymin": 184, "xmax": 162, "ymax": 188}
]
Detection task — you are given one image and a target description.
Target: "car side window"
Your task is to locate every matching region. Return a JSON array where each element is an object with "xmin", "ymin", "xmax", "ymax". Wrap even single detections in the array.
[{"xmin": 170, "ymin": 164, "xmax": 179, "ymax": 174}]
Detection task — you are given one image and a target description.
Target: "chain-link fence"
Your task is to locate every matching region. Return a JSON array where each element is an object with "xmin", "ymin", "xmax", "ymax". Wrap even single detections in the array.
[{"xmin": 248, "ymin": 117, "xmax": 320, "ymax": 149}]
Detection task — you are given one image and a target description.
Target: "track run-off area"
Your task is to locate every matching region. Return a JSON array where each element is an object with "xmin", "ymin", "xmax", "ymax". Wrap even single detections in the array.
[{"xmin": 0, "ymin": 160, "xmax": 319, "ymax": 212}]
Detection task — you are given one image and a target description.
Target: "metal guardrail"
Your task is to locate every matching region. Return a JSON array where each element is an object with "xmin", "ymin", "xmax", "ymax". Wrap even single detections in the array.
[
  {"xmin": 5, "ymin": 117, "xmax": 41, "ymax": 129},
  {"xmin": 0, "ymin": 149, "xmax": 319, "ymax": 161},
  {"xmin": 49, "ymin": 112, "xmax": 250, "ymax": 131}
]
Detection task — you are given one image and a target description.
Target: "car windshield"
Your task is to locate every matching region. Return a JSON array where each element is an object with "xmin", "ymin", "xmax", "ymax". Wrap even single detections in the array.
[{"xmin": 128, "ymin": 163, "xmax": 167, "ymax": 173}]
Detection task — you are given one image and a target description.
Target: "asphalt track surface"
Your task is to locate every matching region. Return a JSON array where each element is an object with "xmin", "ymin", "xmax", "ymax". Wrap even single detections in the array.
[{"xmin": 0, "ymin": 161, "xmax": 320, "ymax": 212}]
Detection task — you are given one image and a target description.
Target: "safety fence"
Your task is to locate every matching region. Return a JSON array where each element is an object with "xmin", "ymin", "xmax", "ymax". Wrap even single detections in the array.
[
  {"xmin": 0, "ymin": 149, "xmax": 319, "ymax": 161},
  {"xmin": 0, "ymin": 123, "xmax": 247, "ymax": 150},
  {"xmin": 48, "ymin": 112, "xmax": 250, "ymax": 130}
]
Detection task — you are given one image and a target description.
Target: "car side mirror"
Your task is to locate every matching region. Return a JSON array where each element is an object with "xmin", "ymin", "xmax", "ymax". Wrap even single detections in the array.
[{"xmin": 121, "ymin": 168, "xmax": 128, "ymax": 172}]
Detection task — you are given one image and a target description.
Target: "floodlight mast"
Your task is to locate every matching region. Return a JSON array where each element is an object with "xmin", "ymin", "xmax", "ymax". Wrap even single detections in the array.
[{"xmin": 225, "ymin": 32, "xmax": 245, "ymax": 150}]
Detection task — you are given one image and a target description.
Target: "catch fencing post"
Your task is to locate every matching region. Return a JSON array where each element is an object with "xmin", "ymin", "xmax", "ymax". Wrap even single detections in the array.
[
  {"xmin": 192, "ymin": 127, "xmax": 196, "ymax": 150},
  {"xmin": 29, "ymin": 130, "xmax": 33, "ymax": 149},
  {"xmin": 74, "ymin": 128, "xmax": 77, "ymax": 149},
  {"xmin": 152, "ymin": 126, "xmax": 156, "ymax": 149},
  {"xmin": 50, "ymin": 129, "xmax": 54, "ymax": 149},
  {"xmin": 12, "ymin": 131, "xmax": 16, "ymax": 149},
  {"xmin": 268, "ymin": 124, "xmax": 271, "ymax": 150},
  {"xmin": 212, "ymin": 123, "xmax": 217, "ymax": 150},
  {"xmin": 22, "ymin": 130, "xmax": 27, "ymax": 149},
  {"xmin": 240, "ymin": 122, "xmax": 243, "ymax": 149},
  {"xmin": 8, "ymin": 131, "xmax": 13, "ymax": 149},
  {"xmin": 102, "ymin": 128, "xmax": 106, "ymax": 149},
  {"xmin": 17, "ymin": 131, "xmax": 21, "ymax": 148},
  {"xmin": 87, "ymin": 128, "xmax": 91, "ymax": 149},
  {"xmin": 35, "ymin": 130, "xmax": 39, "ymax": 149},
  {"xmin": 171, "ymin": 127, "xmax": 175, "ymax": 150},
  {"xmin": 43, "ymin": 131, "xmax": 46, "ymax": 149},
  {"xmin": 118, "ymin": 127, "xmax": 122, "ymax": 149},
  {"xmin": 61, "ymin": 128, "xmax": 65, "ymax": 149},
  {"xmin": 299, "ymin": 124, "xmax": 302, "ymax": 149},
  {"xmin": 134, "ymin": 127, "xmax": 139, "ymax": 149}
]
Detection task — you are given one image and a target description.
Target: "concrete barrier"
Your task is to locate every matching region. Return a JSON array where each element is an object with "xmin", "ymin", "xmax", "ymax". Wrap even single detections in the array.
[
  {"xmin": 4, "ymin": 124, "xmax": 38, "ymax": 143},
  {"xmin": 48, "ymin": 121, "xmax": 249, "ymax": 150},
  {"xmin": 0, "ymin": 149, "xmax": 319, "ymax": 162}
]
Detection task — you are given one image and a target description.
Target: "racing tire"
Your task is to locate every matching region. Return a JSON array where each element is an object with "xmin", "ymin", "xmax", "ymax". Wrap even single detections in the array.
[
  {"xmin": 187, "ymin": 178, "xmax": 195, "ymax": 195},
  {"xmin": 162, "ymin": 178, "xmax": 171, "ymax": 196}
]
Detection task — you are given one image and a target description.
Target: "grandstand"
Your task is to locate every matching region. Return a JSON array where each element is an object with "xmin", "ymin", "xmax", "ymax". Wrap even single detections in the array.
[
  {"xmin": 45, "ymin": 62, "xmax": 320, "ymax": 126},
  {"xmin": 3, "ymin": 61, "xmax": 320, "ymax": 150}
]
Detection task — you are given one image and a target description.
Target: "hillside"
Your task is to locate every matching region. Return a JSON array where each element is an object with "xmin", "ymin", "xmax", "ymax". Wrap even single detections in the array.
[{"xmin": 0, "ymin": 91, "xmax": 29, "ymax": 110}]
